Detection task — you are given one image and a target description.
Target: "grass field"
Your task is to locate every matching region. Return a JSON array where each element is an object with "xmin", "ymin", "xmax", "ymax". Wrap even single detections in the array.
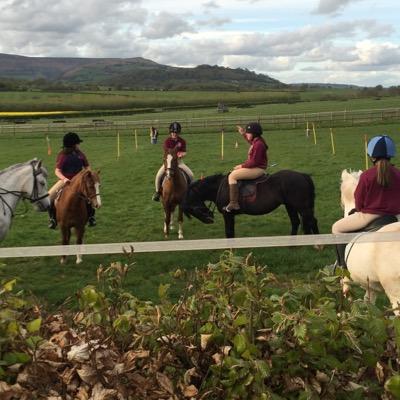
[{"xmin": 1, "ymin": 116, "xmax": 399, "ymax": 308}]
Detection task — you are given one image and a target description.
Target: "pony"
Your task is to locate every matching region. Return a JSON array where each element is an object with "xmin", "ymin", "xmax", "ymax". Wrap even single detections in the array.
[
  {"xmin": 339, "ymin": 169, "xmax": 400, "ymax": 314},
  {"xmin": 55, "ymin": 168, "xmax": 101, "ymax": 264},
  {"xmin": 183, "ymin": 170, "xmax": 319, "ymax": 238},
  {"xmin": 160, "ymin": 148, "xmax": 188, "ymax": 239},
  {"xmin": 0, "ymin": 159, "xmax": 50, "ymax": 241}
]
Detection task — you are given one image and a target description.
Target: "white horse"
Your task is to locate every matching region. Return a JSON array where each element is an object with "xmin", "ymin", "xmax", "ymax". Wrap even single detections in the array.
[
  {"xmin": 0, "ymin": 159, "xmax": 50, "ymax": 241},
  {"xmin": 340, "ymin": 169, "xmax": 400, "ymax": 314}
]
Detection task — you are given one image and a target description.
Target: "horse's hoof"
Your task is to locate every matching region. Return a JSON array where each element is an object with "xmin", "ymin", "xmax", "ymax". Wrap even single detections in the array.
[
  {"xmin": 60, "ymin": 258, "xmax": 66, "ymax": 265},
  {"xmin": 314, "ymin": 245, "xmax": 324, "ymax": 251},
  {"xmin": 76, "ymin": 258, "xmax": 83, "ymax": 264},
  {"xmin": 178, "ymin": 234, "xmax": 184, "ymax": 239}
]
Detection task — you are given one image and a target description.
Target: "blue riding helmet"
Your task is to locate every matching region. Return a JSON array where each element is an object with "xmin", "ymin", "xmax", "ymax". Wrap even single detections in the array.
[{"xmin": 367, "ymin": 135, "xmax": 396, "ymax": 158}]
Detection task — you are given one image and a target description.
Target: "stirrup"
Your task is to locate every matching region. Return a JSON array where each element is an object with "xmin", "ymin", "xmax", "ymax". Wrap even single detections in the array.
[
  {"xmin": 223, "ymin": 203, "xmax": 240, "ymax": 213},
  {"xmin": 152, "ymin": 192, "xmax": 160, "ymax": 202},
  {"xmin": 48, "ymin": 219, "xmax": 57, "ymax": 229}
]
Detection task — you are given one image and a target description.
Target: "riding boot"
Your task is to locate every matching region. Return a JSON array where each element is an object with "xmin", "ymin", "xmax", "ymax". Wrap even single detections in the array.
[
  {"xmin": 223, "ymin": 184, "xmax": 240, "ymax": 213},
  {"xmin": 48, "ymin": 203, "xmax": 57, "ymax": 229},
  {"xmin": 87, "ymin": 204, "xmax": 96, "ymax": 227},
  {"xmin": 335, "ymin": 243, "xmax": 347, "ymax": 269}
]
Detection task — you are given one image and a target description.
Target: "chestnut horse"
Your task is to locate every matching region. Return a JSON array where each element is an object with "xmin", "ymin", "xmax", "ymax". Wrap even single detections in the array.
[
  {"xmin": 161, "ymin": 148, "xmax": 188, "ymax": 239},
  {"xmin": 55, "ymin": 168, "xmax": 101, "ymax": 264}
]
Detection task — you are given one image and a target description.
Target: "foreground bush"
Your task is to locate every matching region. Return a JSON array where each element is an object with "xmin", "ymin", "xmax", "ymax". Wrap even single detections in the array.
[{"xmin": 1, "ymin": 252, "xmax": 400, "ymax": 399}]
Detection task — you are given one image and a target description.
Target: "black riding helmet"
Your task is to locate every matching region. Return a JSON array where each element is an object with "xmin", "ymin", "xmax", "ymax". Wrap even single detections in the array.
[
  {"xmin": 63, "ymin": 132, "xmax": 83, "ymax": 147},
  {"xmin": 245, "ymin": 122, "xmax": 263, "ymax": 137},
  {"xmin": 169, "ymin": 122, "xmax": 181, "ymax": 134}
]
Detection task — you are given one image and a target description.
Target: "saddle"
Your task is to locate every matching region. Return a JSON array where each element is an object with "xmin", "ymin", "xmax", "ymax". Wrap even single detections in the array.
[
  {"xmin": 237, "ymin": 174, "xmax": 269, "ymax": 204},
  {"xmin": 339, "ymin": 214, "xmax": 399, "ymax": 268}
]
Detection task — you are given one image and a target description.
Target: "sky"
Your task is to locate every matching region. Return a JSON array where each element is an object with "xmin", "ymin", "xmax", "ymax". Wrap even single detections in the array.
[{"xmin": 0, "ymin": 0, "xmax": 399, "ymax": 87}]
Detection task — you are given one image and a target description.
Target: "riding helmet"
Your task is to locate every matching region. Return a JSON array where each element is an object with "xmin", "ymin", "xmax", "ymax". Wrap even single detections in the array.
[
  {"xmin": 245, "ymin": 122, "xmax": 263, "ymax": 137},
  {"xmin": 63, "ymin": 132, "xmax": 83, "ymax": 147},
  {"xmin": 169, "ymin": 122, "xmax": 181, "ymax": 134},
  {"xmin": 367, "ymin": 135, "xmax": 396, "ymax": 158}
]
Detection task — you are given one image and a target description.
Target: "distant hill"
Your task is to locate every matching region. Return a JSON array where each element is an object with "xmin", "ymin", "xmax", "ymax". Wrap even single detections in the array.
[{"xmin": 0, "ymin": 53, "xmax": 284, "ymax": 90}]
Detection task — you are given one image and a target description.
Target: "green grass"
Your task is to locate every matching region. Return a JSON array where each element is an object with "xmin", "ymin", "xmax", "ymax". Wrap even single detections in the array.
[{"xmin": 0, "ymin": 121, "xmax": 399, "ymax": 307}]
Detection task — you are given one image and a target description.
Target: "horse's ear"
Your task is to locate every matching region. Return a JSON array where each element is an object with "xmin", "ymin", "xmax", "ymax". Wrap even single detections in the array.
[
  {"xmin": 96, "ymin": 169, "xmax": 101, "ymax": 175},
  {"xmin": 37, "ymin": 160, "xmax": 42, "ymax": 169}
]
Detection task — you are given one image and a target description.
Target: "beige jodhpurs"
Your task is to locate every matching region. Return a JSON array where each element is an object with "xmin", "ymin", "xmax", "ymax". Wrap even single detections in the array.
[
  {"xmin": 228, "ymin": 168, "xmax": 265, "ymax": 185},
  {"xmin": 332, "ymin": 212, "xmax": 380, "ymax": 234},
  {"xmin": 154, "ymin": 161, "xmax": 194, "ymax": 191},
  {"xmin": 48, "ymin": 180, "xmax": 65, "ymax": 202}
]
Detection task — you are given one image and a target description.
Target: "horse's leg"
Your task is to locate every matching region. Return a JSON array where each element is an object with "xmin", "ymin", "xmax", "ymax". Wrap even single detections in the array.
[
  {"xmin": 285, "ymin": 205, "xmax": 300, "ymax": 235},
  {"xmin": 178, "ymin": 206, "xmax": 184, "ymax": 240},
  {"xmin": 164, "ymin": 209, "xmax": 171, "ymax": 238},
  {"xmin": 75, "ymin": 226, "xmax": 85, "ymax": 264},
  {"xmin": 223, "ymin": 213, "xmax": 235, "ymax": 238},
  {"xmin": 169, "ymin": 210, "xmax": 175, "ymax": 231},
  {"xmin": 60, "ymin": 226, "xmax": 71, "ymax": 264}
]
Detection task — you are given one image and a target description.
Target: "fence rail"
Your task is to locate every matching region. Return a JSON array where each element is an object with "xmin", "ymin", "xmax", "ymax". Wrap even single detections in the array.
[
  {"xmin": 1, "ymin": 107, "xmax": 400, "ymax": 136},
  {"xmin": 1, "ymin": 232, "xmax": 400, "ymax": 259}
]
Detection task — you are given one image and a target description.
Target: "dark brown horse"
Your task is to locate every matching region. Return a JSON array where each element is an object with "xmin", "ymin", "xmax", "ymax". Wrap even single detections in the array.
[
  {"xmin": 55, "ymin": 168, "xmax": 101, "ymax": 264},
  {"xmin": 161, "ymin": 148, "xmax": 188, "ymax": 239},
  {"xmin": 183, "ymin": 171, "xmax": 319, "ymax": 238}
]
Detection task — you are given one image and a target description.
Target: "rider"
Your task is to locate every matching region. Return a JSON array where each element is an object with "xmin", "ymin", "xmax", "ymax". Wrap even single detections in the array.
[
  {"xmin": 152, "ymin": 121, "xmax": 194, "ymax": 201},
  {"xmin": 47, "ymin": 132, "xmax": 96, "ymax": 229},
  {"xmin": 332, "ymin": 134, "xmax": 400, "ymax": 267},
  {"xmin": 223, "ymin": 122, "xmax": 268, "ymax": 212}
]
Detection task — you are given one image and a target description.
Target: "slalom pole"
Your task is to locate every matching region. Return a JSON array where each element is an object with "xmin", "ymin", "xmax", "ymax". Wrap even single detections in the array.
[
  {"xmin": 306, "ymin": 121, "xmax": 310, "ymax": 138},
  {"xmin": 364, "ymin": 135, "xmax": 369, "ymax": 170},
  {"xmin": 117, "ymin": 130, "xmax": 120, "ymax": 159},
  {"xmin": 235, "ymin": 140, "xmax": 238, "ymax": 149},
  {"xmin": 46, "ymin": 135, "xmax": 52, "ymax": 156},
  {"xmin": 312, "ymin": 123, "xmax": 317, "ymax": 145},
  {"xmin": 221, "ymin": 129, "xmax": 224, "ymax": 160},
  {"xmin": 134, "ymin": 129, "xmax": 138, "ymax": 151},
  {"xmin": 330, "ymin": 128, "xmax": 335, "ymax": 155}
]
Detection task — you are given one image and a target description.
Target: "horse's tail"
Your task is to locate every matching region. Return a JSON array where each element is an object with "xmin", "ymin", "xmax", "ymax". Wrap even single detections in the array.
[{"xmin": 302, "ymin": 173, "xmax": 315, "ymax": 208}]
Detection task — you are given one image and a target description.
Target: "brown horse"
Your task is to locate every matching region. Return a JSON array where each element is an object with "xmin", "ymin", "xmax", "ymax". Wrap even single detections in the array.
[
  {"xmin": 55, "ymin": 168, "xmax": 101, "ymax": 264},
  {"xmin": 161, "ymin": 148, "xmax": 188, "ymax": 239}
]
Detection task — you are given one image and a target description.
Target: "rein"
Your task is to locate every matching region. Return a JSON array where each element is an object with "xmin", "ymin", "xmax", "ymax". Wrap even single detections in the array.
[{"xmin": 0, "ymin": 161, "xmax": 48, "ymax": 217}]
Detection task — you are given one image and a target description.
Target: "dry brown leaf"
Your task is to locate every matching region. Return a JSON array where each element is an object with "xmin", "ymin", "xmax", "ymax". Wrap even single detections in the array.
[
  {"xmin": 375, "ymin": 361, "xmax": 385, "ymax": 384},
  {"xmin": 67, "ymin": 343, "xmax": 90, "ymax": 362},
  {"xmin": 315, "ymin": 370, "xmax": 329, "ymax": 383},
  {"xmin": 183, "ymin": 368, "xmax": 200, "ymax": 385},
  {"xmin": 90, "ymin": 382, "xmax": 118, "ymax": 400},
  {"xmin": 200, "ymin": 334, "xmax": 212, "ymax": 350},
  {"xmin": 0, "ymin": 382, "xmax": 25, "ymax": 400},
  {"xmin": 77, "ymin": 365, "xmax": 98, "ymax": 385},
  {"xmin": 49, "ymin": 330, "xmax": 73, "ymax": 348},
  {"xmin": 283, "ymin": 375, "xmax": 305, "ymax": 392},
  {"xmin": 156, "ymin": 372, "xmax": 175, "ymax": 395},
  {"xmin": 211, "ymin": 353, "xmax": 222, "ymax": 365},
  {"xmin": 183, "ymin": 384, "xmax": 198, "ymax": 398},
  {"xmin": 75, "ymin": 386, "xmax": 90, "ymax": 400}
]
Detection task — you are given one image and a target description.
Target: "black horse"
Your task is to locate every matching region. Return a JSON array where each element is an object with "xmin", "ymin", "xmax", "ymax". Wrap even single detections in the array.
[{"xmin": 183, "ymin": 171, "xmax": 319, "ymax": 238}]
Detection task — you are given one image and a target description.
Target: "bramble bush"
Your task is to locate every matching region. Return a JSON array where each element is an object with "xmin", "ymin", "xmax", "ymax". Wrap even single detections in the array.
[{"xmin": 1, "ymin": 251, "xmax": 400, "ymax": 399}]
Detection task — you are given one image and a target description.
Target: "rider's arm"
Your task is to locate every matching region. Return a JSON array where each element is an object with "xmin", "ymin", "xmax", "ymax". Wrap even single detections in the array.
[
  {"xmin": 177, "ymin": 151, "xmax": 186, "ymax": 158},
  {"xmin": 237, "ymin": 125, "xmax": 251, "ymax": 143},
  {"xmin": 55, "ymin": 168, "xmax": 69, "ymax": 183}
]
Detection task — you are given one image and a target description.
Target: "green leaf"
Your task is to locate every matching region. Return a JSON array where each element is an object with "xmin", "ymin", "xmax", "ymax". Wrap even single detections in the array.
[
  {"xmin": 385, "ymin": 375, "xmax": 400, "ymax": 399},
  {"xmin": 233, "ymin": 333, "xmax": 247, "ymax": 354},
  {"xmin": 26, "ymin": 335, "xmax": 43, "ymax": 349},
  {"xmin": 158, "ymin": 283, "xmax": 170, "ymax": 300},
  {"xmin": 233, "ymin": 314, "xmax": 248, "ymax": 327},
  {"xmin": 3, "ymin": 352, "xmax": 30, "ymax": 365},
  {"xmin": 2, "ymin": 279, "xmax": 16, "ymax": 292},
  {"xmin": 26, "ymin": 318, "xmax": 41, "ymax": 333}
]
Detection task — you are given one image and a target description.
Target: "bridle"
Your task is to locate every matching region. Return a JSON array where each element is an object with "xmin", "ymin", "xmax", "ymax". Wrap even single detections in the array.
[
  {"xmin": 76, "ymin": 173, "xmax": 100, "ymax": 205},
  {"xmin": 0, "ymin": 161, "xmax": 49, "ymax": 216}
]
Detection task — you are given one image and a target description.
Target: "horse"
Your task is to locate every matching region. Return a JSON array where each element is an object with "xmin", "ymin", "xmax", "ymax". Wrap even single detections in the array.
[
  {"xmin": 160, "ymin": 148, "xmax": 188, "ymax": 239},
  {"xmin": 183, "ymin": 170, "xmax": 319, "ymax": 238},
  {"xmin": 0, "ymin": 159, "xmax": 50, "ymax": 241},
  {"xmin": 55, "ymin": 168, "xmax": 101, "ymax": 264},
  {"xmin": 339, "ymin": 169, "xmax": 400, "ymax": 314}
]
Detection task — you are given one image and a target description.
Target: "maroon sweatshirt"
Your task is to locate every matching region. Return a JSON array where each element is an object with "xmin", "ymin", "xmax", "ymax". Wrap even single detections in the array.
[
  {"xmin": 241, "ymin": 137, "xmax": 268, "ymax": 169},
  {"xmin": 355, "ymin": 165, "xmax": 400, "ymax": 214},
  {"xmin": 163, "ymin": 136, "xmax": 186, "ymax": 152}
]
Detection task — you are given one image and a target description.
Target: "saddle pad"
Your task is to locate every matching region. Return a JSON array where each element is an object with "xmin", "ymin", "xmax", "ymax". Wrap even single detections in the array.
[{"xmin": 238, "ymin": 174, "xmax": 269, "ymax": 201}]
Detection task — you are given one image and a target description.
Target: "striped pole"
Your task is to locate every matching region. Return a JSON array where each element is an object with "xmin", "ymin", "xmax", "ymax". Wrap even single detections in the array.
[
  {"xmin": 117, "ymin": 130, "xmax": 120, "ymax": 159},
  {"xmin": 134, "ymin": 129, "xmax": 138, "ymax": 151},
  {"xmin": 46, "ymin": 135, "xmax": 52, "ymax": 156},
  {"xmin": 364, "ymin": 135, "xmax": 369, "ymax": 170},
  {"xmin": 330, "ymin": 128, "xmax": 335, "ymax": 155},
  {"xmin": 221, "ymin": 129, "xmax": 224, "ymax": 160},
  {"xmin": 312, "ymin": 123, "xmax": 317, "ymax": 145}
]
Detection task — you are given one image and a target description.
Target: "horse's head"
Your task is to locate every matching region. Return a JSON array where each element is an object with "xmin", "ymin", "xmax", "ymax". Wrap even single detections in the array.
[
  {"xmin": 340, "ymin": 169, "xmax": 362, "ymax": 216},
  {"xmin": 28, "ymin": 159, "xmax": 50, "ymax": 212},
  {"xmin": 163, "ymin": 149, "xmax": 179, "ymax": 179},
  {"xmin": 79, "ymin": 169, "xmax": 102, "ymax": 209},
  {"xmin": 182, "ymin": 177, "xmax": 217, "ymax": 224}
]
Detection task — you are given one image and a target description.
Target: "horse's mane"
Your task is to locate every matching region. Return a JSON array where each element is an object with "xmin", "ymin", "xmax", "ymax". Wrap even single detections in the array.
[
  {"xmin": 189, "ymin": 173, "xmax": 224, "ymax": 190},
  {"xmin": 340, "ymin": 169, "xmax": 362, "ymax": 204},
  {"xmin": 0, "ymin": 159, "xmax": 41, "ymax": 176}
]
